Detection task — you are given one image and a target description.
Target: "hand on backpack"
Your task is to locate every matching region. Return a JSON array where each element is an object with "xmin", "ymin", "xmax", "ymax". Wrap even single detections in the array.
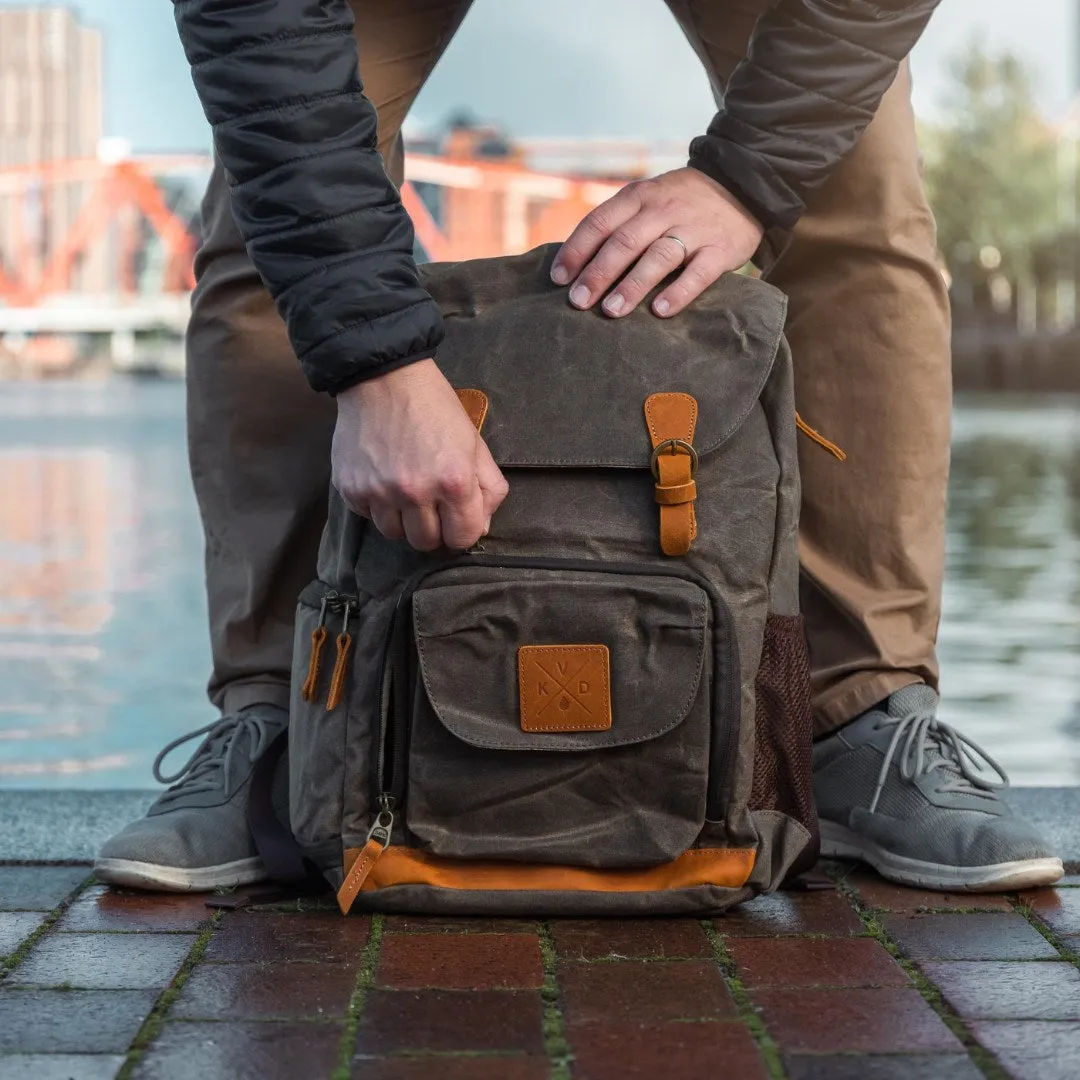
[
  {"xmin": 550, "ymin": 166, "xmax": 763, "ymax": 319},
  {"xmin": 332, "ymin": 359, "xmax": 509, "ymax": 551}
]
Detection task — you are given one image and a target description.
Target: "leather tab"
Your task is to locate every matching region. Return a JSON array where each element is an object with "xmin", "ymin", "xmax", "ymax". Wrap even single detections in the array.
[
  {"xmin": 518, "ymin": 644, "xmax": 612, "ymax": 732},
  {"xmin": 655, "ymin": 480, "xmax": 697, "ymax": 505},
  {"xmin": 337, "ymin": 838, "xmax": 386, "ymax": 915},
  {"xmin": 644, "ymin": 393, "xmax": 698, "ymax": 556},
  {"xmin": 456, "ymin": 388, "xmax": 489, "ymax": 432}
]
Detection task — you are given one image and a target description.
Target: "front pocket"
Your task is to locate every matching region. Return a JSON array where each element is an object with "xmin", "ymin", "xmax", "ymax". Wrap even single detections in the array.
[{"xmin": 402, "ymin": 566, "xmax": 719, "ymax": 867}]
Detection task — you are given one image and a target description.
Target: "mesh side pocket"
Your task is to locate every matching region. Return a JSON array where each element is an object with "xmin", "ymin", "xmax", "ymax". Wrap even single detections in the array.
[{"xmin": 748, "ymin": 614, "xmax": 817, "ymax": 844}]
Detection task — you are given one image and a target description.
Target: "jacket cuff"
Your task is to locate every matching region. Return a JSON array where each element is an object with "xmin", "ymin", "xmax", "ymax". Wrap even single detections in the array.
[
  {"xmin": 688, "ymin": 132, "xmax": 804, "ymax": 234},
  {"xmin": 686, "ymin": 143, "xmax": 793, "ymax": 273},
  {"xmin": 295, "ymin": 295, "xmax": 445, "ymax": 396},
  {"xmin": 326, "ymin": 348, "xmax": 440, "ymax": 398}
]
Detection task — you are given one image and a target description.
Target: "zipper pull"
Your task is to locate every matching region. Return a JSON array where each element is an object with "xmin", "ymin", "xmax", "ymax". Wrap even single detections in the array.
[
  {"xmin": 326, "ymin": 600, "xmax": 355, "ymax": 712},
  {"xmin": 336, "ymin": 795, "xmax": 394, "ymax": 915},
  {"xmin": 301, "ymin": 595, "xmax": 330, "ymax": 703},
  {"xmin": 367, "ymin": 794, "xmax": 395, "ymax": 847}
]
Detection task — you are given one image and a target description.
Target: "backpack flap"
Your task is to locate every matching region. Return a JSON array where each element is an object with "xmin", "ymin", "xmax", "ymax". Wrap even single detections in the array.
[{"xmin": 427, "ymin": 242, "xmax": 786, "ymax": 470}]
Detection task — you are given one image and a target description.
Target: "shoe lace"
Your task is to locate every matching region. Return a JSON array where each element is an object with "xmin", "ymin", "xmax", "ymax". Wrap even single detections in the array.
[
  {"xmin": 152, "ymin": 713, "xmax": 275, "ymax": 802},
  {"xmin": 868, "ymin": 706, "xmax": 1010, "ymax": 814}
]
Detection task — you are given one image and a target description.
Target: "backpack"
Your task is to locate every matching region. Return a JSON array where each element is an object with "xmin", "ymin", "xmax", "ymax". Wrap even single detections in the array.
[{"xmin": 287, "ymin": 242, "xmax": 821, "ymax": 916}]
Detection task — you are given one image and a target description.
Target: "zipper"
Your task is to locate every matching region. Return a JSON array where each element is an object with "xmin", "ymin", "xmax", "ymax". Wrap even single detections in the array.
[
  {"xmin": 369, "ymin": 553, "xmax": 741, "ymax": 832},
  {"xmin": 336, "ymin": 791, "xmax": 395, "ymax": 915},
  {"xmin": 300, "ymin": 588, "xmax": 358, "ymax": 708}
]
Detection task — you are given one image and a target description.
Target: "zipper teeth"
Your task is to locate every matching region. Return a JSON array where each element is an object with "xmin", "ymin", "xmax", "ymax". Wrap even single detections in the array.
[{"xmin": 321, "ymin": 590, "xmax": 358, "ymax": 612}]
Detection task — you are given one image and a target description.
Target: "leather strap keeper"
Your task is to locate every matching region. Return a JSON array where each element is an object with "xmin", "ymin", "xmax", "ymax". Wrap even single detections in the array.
[
  {"xmin": 655, "ymin": 479, "xmax": 697, "ymax": 505},
  {"xmin": 643, "ymin": 392, "xmax": 699, "ymax": 556}
]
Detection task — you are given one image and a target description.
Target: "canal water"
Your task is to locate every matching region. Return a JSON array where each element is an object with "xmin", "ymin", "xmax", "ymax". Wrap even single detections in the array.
[{"xmin": 0, "ymin": 380, "xmax": 1077, "ymax": 788}]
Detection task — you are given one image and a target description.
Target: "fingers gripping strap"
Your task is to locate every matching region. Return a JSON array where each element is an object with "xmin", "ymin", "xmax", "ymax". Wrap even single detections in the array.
[
  {"xmin": 455, "ymin": 389, "xmax": 489, "ymax": 432},
  {"xmin": 644, "ymin": 393, "xmax": 699, "ymax": 556}
]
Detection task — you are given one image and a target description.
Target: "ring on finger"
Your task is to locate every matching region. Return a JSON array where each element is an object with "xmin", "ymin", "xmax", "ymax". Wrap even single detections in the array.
[{"xmin": 664, "ymin": 234, "xmax": 689, "ymax": 263}]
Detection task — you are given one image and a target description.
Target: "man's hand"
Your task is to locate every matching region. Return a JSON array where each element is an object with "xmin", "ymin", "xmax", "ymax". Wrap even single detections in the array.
[
  {"xmin": 332, "ymin": 359, "xmax": 509, "ymax": 551},
  {"xmin": 550, "ymin": 167, "xmax": 764, "ymax": 319}
]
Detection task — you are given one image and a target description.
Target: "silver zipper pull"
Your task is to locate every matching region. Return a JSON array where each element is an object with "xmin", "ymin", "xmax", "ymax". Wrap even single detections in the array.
[{"xmin": 367, "ymin": 793, "xmax": 395, "ymax": 847}]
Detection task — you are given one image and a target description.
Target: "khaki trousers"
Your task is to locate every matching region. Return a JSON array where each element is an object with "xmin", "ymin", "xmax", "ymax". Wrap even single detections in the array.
[{"xmin": 187, "ymin": 0, "xmax": 952, "ymax": 735}]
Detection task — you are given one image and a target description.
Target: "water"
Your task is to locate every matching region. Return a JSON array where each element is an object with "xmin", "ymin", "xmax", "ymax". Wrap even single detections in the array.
[{"xmin": 0, "ymin": 380, "xmax": 1077, "ymax": 788}]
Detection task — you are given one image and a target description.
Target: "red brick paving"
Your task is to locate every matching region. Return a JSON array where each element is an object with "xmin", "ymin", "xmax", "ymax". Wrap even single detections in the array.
[
  {"xmin": 201, "ymin": 911, "xmax": 370, "ymax": 963},
  {"xmin": 377, "ymin": 931, "xmax": 544, "ymax": 989},
  {"xmin": 727, "ymin": 937, "xmax": 911, "ymax": 988},
  {"xmin": 56, "ymin": 885, "xmax": 212, "ymax": 933},
  {"xmin": 352, "ymin": 1057, "xmax": 551, "ymax": 1080},
  {"xmin": 845, "ymin": 871, "xmax": 1015, "ymax": 912},
  {"xmin": 718, "ymin": 888, "xmax": 866, "ymax": 936},
  {"xmin": 567, "ymin": 1021, "xmax": 771, "ymax": 1080},
  {"xmin": 1028, "ymin": 886, "xmax": 1080, "ymax": 938},
  {"xmin": 752, "ymin": 987, "xmax": 964, "ymax": 1053},
  {"xmin": 353, "ymin": 989, "xmax": 546, "ymax": 1055},
  {"xmin": 551, "ymin": 918, "xmax": 712, "ymax": 960},
  {"xmin": 381, "ymin": 915, "xmax": 539, "ymax": 934},
  {"xmin": 7, "ymin": 860, "xmax": 1080, "ymax": 1077},
  {"xmin": 559, "ymin": 959, "xmax": 737, "ymax": 1024}
]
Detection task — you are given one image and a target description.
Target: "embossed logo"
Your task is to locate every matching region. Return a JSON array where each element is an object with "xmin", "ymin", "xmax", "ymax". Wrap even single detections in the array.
[{"xmin": 518, "ymin": 644, "xmax": 612, "ymax": 732}]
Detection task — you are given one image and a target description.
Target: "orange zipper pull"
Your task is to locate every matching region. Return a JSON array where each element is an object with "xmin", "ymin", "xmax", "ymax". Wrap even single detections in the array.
[
  {"xmin": 337, "ymin": 797, "xmax": 394, "ymax": 915},
  {"xmin": 796, "ymin": 412, "xmax": 847, "ymax": 461},
  {"xmin": 326, "ymin": 601, "xmax": 354, "ymax": 712},
  {"xmin": 301, "ymin": 596, "xmax": 329, "ymax": 703}
]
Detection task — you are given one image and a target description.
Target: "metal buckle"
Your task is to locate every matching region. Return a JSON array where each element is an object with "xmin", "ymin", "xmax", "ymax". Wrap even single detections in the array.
[{"xmin": 650, "ymin": 438, "xmax": 699, "ymax": 480}]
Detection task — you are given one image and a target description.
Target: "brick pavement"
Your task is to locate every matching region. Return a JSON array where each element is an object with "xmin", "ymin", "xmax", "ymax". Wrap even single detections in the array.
[{"xmin": 2, "ymin": 863, "xmax": 1080, "ymax": 1079}]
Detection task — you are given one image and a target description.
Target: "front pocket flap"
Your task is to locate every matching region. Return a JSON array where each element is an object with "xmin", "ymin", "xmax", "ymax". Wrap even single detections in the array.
[{"xmin": 412, "ymin": 568, "xmax": 709, "ymax": 751}]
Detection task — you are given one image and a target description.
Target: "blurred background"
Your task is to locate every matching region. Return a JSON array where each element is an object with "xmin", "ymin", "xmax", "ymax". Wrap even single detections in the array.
[{"xmin": 0, "ymin": 0, "xmax": 1077, "ymax": 788}]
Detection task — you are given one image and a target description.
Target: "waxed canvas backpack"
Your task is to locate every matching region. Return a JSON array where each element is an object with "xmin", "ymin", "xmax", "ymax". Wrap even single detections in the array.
[{"xmin": 287, "ymin": 242, "xmax": 825, "ymax": 916}]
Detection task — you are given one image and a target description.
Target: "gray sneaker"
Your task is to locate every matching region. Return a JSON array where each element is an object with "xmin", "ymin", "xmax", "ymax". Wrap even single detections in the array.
[
  {"xmin": 813, "ymin": 684, "xmax": 1063, "ymax": 892},
  {"xmin": 95, "ymin": 704, "xmax": 289, "ymax": 892}
]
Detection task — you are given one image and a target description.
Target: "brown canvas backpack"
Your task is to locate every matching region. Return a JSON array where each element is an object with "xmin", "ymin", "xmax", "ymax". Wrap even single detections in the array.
[{"xmin": 288, "ymin": 242, "xmax": 823, "ymax": 916}]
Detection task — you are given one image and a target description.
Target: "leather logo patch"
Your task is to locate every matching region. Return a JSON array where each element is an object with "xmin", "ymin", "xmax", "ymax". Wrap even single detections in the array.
[{"xmin": 518, "ymin": 644, "xmax": 612, "ymax": 732}]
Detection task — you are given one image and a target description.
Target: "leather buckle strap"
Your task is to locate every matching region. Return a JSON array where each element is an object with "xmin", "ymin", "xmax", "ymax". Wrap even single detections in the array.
[
  {"xmin": 643, "ymin": 393, "xmax": 699, "ymax": 556},
  {"xmin": 650, "ymin": 438, "xmax": 699, "ymax": 480}
]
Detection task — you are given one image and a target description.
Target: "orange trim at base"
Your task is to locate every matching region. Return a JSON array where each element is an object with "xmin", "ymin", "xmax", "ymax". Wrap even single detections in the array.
[{"xmin": 340, "ymin": 846, "xmax": 755, "ymax": 897}]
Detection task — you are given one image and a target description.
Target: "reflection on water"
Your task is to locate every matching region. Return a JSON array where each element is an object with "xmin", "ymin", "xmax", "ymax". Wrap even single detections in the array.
[
  {"xmin": 0, "ymin": 381, "xmax": 213, "ymax": 787},
  {"xmin": 0, "ymin": 382, "xmax": 1077, "ymax": 787},
  {"xmin": 938, "ymin": 402, "xmax": 1080, "ymax": 784}
]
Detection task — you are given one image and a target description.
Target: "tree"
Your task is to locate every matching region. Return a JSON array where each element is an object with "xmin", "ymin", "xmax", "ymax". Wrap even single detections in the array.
[{"xmin": 922, "ymin": 43, "xmax": 1059, "ymax": 324}]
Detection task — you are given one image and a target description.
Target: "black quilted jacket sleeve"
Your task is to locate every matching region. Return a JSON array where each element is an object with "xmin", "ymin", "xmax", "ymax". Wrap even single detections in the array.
[
  {"xmin": 689, "ymin": 0, "xmax": 942, "ymax": 232},
  {"xmin": 172, "ymin": 0, "xmax": 443, "ymax": 395},
  {"xmin": 172, "ymin": 0, "xmax": 938, "ymax": 395}
]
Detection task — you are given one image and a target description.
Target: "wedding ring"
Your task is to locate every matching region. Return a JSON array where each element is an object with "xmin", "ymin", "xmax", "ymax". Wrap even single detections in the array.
[{"xmin": 664, "ymin": 234, "xmax": 689, "ymax": 262}]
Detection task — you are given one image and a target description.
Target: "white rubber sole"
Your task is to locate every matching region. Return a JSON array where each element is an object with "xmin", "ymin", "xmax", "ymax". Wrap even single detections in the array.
[
  {"xmin": 93, "ymin": 856, "xmax": 267, "ymax": 893},
  {"xmin": 820, "ymin": 819, "xmax": 1064, "ymax": 893}
]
